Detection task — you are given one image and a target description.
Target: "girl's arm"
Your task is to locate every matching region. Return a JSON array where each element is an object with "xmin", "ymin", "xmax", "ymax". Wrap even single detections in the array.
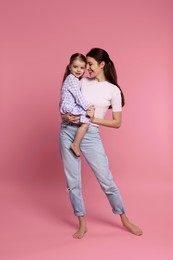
[
  {"xmin": 61, "ymin": 113, "xmax": 80, "ymax": 123},
  {"xmin": 68, "ymin": 76, "xmax": 90, "ymax": 110},
  {"xmin": 90, "ymin": 111, "xmax": 122, "ymax": 129},
  {"xmin": 61, "ymin": 105, "xmax": 95, "ymax": 123}
]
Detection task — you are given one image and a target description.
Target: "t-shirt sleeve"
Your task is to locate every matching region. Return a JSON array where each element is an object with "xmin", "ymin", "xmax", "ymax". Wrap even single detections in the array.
[{"xmin": 110, "ymin": 88, "xmax": 122, "ymax": 112}]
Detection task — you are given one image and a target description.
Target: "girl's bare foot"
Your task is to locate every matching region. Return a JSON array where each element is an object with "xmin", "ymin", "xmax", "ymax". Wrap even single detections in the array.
[
  {"xmin": 120, "ymin": 214, "xmax": 143, "ymax": 236},
  {"xmin": 70, "ymin": 143, "xmax": 80, "ymax": 157},
  {"xmin": 73, "ymin": 216, "xmax": 87, "ymax": 239}
]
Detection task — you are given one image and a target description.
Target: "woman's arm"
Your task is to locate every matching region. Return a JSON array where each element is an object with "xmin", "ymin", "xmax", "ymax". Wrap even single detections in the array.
[{"xmin": 92, "ymin": 111, "xmax": 122, "ymax": 128}]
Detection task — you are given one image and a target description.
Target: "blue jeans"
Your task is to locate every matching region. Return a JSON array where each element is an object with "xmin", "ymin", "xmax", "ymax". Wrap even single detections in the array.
[{"xmin": 59, "ymin": 122, "xmax": 125, "ymax": 216}]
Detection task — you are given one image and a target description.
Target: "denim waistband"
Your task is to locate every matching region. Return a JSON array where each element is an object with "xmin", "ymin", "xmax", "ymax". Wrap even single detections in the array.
[
  {"xmin": 62, "ymin": 122, "xmax": 80, "ymax": 127},
  {"xmin": 61, "ymin": 121, "xmax": 99, "ymax": 128}
]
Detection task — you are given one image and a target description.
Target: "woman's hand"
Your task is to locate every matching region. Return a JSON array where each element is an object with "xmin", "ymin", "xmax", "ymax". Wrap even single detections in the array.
[
  {"xmin": 61, "ymin": 113, "xmax": 80, "ymax": 123},
  {"xmin": 86, "ymin": 105, "xmax": 95, "ymax": 122}
]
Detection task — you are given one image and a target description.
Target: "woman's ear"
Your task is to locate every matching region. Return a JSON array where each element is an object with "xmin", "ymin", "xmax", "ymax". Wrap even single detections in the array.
[{"xmin": 100, "ymin": 61, "xmax": 105, "ymax": 69}]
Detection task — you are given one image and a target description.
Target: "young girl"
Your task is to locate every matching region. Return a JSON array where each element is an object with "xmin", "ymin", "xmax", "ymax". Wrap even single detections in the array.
[{"xmin": 60, "ymin": 53, "xmax": 92, "ymax": 157}]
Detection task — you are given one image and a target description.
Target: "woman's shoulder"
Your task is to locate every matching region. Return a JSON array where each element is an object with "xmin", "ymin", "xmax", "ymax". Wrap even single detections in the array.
[{"xmin": 105, "ymin": 81, "xmax": 121, "ymax": 93}]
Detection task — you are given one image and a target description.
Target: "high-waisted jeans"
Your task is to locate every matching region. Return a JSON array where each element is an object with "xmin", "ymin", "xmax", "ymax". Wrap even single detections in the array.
[{"xmin": 59, "ymin": 122, "xmax": 125, "ymax": 216}]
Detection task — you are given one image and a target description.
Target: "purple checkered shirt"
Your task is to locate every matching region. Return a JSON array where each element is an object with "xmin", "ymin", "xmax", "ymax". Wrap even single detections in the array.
[{"xmin": 60, "ymin": 74, "xmax": 90, "ymax": 115}]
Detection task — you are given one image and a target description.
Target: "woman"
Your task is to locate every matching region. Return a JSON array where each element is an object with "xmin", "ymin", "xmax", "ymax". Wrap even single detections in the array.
[{"xmin": 59, "ymin": 48, "xmax": 143, "ymax": 239}]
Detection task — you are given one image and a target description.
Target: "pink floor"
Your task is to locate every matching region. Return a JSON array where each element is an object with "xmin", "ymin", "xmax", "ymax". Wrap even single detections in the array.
[{"xmin": 1, "ymin": 170, "xmax": 173, "ymax": 260}]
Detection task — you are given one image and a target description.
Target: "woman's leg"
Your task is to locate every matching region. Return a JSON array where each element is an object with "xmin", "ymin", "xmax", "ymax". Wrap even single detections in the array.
[
  {"xmin": 80, "ymin": 126, "xmax": 143, "ymax": 236},
  {"xmin": 60, "ymin": 123, "xmax": 87, "ymax": 238},
  {"xmin": 80, "ymin": 126, "xmax": 125, "ymax": 214},
  {"xmin": 73, "ymin": 216, "xmax": 87, "ymax": 239},
  {"xmin": 120, "ymin": 214, "xmax": 143, "ymax": 236}
]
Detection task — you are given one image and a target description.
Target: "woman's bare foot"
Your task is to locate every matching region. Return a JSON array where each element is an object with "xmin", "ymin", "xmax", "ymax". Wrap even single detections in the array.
[
  {"xmin": 73, "ymin": 216, "xmax": 87, "ymax": 239},
  {"xmin": 70, "ymin": 143, "xmax": 80, "ymax": 157},
  {"xmin": 120, "ymin": 214, "xmax": 143, "ymax": 236}
]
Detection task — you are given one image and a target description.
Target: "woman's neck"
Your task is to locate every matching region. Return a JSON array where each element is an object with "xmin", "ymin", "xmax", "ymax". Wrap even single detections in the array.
[{"xmin": 95, "ymin": 74, "xmax": 106, "ymax": 82}]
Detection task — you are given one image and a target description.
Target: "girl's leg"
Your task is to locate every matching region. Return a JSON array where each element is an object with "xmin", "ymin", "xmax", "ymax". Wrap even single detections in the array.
[
  {"xmin": 80, "ymin": 126, "xmax": 143, "ymax": 236},
  {"xmin": 60, "ymin": 123, "xmax": 87, "ymax": 238},
  {"xmin": 70, "ymin": 123, "xmax": 89, "ymax": 157}
]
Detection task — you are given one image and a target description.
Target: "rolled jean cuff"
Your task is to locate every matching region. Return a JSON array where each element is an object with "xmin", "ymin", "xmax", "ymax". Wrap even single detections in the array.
[{"xmin": 112, "ymin": 208, "xmax": 125, "ymax": 215}]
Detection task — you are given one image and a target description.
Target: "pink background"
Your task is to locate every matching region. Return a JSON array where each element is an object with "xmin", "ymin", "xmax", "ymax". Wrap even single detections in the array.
[{"xmin": 0, "ymin": 0, "xmax": 173, "ymax": 259}]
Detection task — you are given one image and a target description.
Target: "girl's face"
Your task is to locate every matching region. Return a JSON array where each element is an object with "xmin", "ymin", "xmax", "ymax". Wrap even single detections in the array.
[
  {"xmin": 69, "ymin": 59, "xmax": 86, "ymax": 78},
  {"xmin": 86, "ymin": 56, "xmax": 104, "ymax": 79}
]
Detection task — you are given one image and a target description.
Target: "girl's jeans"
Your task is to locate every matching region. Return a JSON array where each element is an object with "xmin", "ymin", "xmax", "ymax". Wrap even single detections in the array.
[{"xmin": 59, "ymin": 122, "xmax": 125, "ymax": 216}]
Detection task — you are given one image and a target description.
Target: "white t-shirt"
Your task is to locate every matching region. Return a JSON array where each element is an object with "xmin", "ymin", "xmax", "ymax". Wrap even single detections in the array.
[{"xmin": 80, "ymin": 77, "xmax": 122, "ymax": 119}]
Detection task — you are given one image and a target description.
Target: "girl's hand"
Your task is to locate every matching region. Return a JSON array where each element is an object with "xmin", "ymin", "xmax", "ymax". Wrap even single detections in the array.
[
  {"xmin": 86, "ymin": 105, "xmax": 95, "ymax": 122},
  {"xmin": 61, "ymin": 113, "xmax": 80, "ymax": 123}
]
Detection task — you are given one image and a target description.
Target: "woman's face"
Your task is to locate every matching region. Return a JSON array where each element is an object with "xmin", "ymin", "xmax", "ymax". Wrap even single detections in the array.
[{"xmin": 86, "ymin": 56, "xmax": 104, "ymax": 79}]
